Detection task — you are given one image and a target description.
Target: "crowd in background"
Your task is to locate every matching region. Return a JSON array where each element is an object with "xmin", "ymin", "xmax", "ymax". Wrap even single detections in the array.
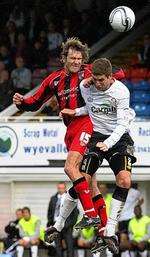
[{"xmin": 1, "ymin": 182, "xmax": 150, "ymax": 257}]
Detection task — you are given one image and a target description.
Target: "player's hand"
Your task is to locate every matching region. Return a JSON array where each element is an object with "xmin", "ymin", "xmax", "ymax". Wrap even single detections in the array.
[
  {"xmin": 59, "ymin": 108, "xmax": 76, "ymax": 118},
  {"xmin": 82, "ymin": 77, "xmax": 93, "ymax": 88},
  {"xmin": 138, "ymin": 241, "xmax": 146, "ymax": 251},
  {"xmin": 96, "ymin": 142, "xmax": 108, "ymax": 151},
  {"xmin": 13, "ymin": 93, "xmax": 24, "ymax": 105}
]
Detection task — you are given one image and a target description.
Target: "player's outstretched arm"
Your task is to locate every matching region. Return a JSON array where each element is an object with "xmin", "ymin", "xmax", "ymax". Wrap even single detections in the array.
[
  {"xmin": 13, "ymin": 73, "xmax": 55, "ymax": 112},
  {"xmin": 59, "ymin": 106, "xmax": 88, "ymax": 118}
]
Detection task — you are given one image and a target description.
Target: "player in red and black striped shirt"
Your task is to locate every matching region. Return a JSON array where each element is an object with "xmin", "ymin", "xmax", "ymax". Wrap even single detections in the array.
[{"xmin": 13, "ymin": 38, "xmax": 103, "ymax": 228}]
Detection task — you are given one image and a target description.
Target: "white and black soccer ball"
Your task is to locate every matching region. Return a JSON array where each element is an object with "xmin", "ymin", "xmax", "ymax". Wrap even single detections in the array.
[{"xmin": 109, "ymin": 6, "xmax": 135, "ymax": 32}]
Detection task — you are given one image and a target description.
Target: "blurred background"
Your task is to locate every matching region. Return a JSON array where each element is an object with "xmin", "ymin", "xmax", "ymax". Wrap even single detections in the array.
[{"xmin": 0, "ymin": 0, "xmax": 150, "ymax": 256}]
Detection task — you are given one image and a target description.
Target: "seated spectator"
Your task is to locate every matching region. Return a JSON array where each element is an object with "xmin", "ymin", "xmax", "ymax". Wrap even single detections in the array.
[
  {"xmin": 14, "ymin": 33, "xmax": 31, "ymax": 67},
  {"xmin": 47, "ymin": 55, "xmax": 62, "ymax": 73},
  {"xmin": 17, "ymin": 207, "xmax": 44, "ymax": 257},
  {"xmin": 0, "ymin": 45, "xmax": 14, "ymax": 71},
  {"xmin": 62, "ymin": 19, "xmax": 72, "ymax": 40},
  {"xmin": 47, "ymin": 22, "xmax": 63, "ymax": 56},
  {"xmin": 11, "ymin": 56, "xmax": 32, "ymax": 94},
  {"xmin": 37, "ymin": 30, "xmax": 48, "ymax": 50},
  {"xmin": 0, "ymin": 61, "xmax": 6, "ymax": 76},
  {"xmin": 47, "ymin": 182, "xmax": 78, "ymax": 257},
  {"xmin": 4, "ymin": 209, "xmax": 23, "ymax": 248},
  {"xmin": 120, "ymin": 205, "xmax": 150, "ymax": 257},
  {"xmin": 0, "ymin": 70, "xmax": 14, "ymax": 111},
  {"xmin": 138, "ymin": 34, "xmax": 150, "ymax": 68},
  {"xmin": 31, "ymin": 41, "xmax": 48, "ymax": 69},
  {"xmin": 32, "ymin": 68, "xmax": 48, "ymax": 87},
  {"xmin": 77, "ymin": 10, "xmax": 98, "ymax": 45}
]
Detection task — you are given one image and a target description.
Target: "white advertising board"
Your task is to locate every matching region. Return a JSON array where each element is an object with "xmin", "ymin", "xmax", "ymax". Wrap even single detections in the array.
[
  {"xmin": 0, "ymin": 121, "xmax": 150, "ymax": 166},
  {"xmin": 0, "ymin": 122, "xmax": 67, "ymax": 166}
]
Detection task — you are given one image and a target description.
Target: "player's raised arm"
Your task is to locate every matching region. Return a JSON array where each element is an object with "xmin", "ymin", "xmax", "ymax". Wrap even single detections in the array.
[{"xmin": 13, "ymin": 73, "xmax": 56, "ymax": 112}]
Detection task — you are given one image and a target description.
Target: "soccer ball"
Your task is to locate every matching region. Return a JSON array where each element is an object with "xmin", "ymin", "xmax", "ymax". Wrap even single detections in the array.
[{"xmin": 109, "ymin": 6, "xmax": 135, "ymax": 32}]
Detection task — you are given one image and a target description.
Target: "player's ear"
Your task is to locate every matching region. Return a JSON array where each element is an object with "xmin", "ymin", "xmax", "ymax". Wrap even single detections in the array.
[{"xmin": 61, "ymin": 55, "xmax": 66, "ymax": 64}]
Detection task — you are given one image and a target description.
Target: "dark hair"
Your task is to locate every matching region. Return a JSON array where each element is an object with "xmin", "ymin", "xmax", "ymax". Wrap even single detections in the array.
[
  {"xmin": 16, "ymin": 208, "xmax": 22, "ymax": 212},
  {"xmin": 92, "ymin": 58, "xmax": 112, "ymax": 77},
  {"xmin": 22, "ymin": 207, "xmax": 30, "ymax": 213},
  {"xmin": 61, "ymin": 37, "xmax": 89, "ymax": 63}
]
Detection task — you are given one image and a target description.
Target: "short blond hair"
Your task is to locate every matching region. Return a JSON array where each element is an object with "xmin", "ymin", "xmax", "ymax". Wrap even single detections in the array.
[{"xmin": 61, "ymin": 37, "xmax": 90, "ymax": 63}]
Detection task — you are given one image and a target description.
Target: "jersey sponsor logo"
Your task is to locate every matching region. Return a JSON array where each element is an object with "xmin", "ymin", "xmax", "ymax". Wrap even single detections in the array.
[
  {"xmin": 58, "ymin": 87, "xmax": 79, "ymax": 97},
  {"xmin": 91, "ymin": 104, "xmax": 116, "ymax": 115}
]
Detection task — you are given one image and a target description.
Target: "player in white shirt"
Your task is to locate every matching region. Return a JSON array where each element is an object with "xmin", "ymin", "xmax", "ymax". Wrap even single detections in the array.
[{"xmin": 60, "ymin": 58, "xmax": 136, "ymax": 254}]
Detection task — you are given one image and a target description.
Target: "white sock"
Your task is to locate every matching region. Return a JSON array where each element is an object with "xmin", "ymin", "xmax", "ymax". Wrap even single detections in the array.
[
  {"xmin": 121, "ymin": 251, "xmax": 131, "ymax": 257},
  {"xmin": 54, "ymin": 191, "xmax": 78, "ymax": 232},
  {"xmin": 16, "ymin": 246, "xmax": 24, "ymax": 257},
  {"xmin": 78, "ymin": 249, "xmax": 84, "ymax": 257},
  {"xmin": 31, "ymin": 245, "xmax": 38, "ymax": 257},
  {"xmin": 106, "ymin": 248, "xmax": 113, "ymax": 257},
  {"xmin": 105, "ymin": 198, "xmax": 125, "ymax": 236},
  {"xmin": 93, "ymin": 252, "xmax": 100, "ymax": 257}
]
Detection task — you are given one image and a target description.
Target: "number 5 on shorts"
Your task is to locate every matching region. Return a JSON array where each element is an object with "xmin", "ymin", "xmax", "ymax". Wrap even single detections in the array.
[{"xmin": 80, "ymin": 132, "xmax": 91, "ymax": 146}]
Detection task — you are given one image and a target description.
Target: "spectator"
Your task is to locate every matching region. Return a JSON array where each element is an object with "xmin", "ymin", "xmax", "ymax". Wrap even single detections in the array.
[
  {"xmin": 138, "ymin": 34, "xmax": 150, "ymax": 68},
  {"xmin": 127, "ymin": 205, "xmax": 150, "ymax": 257},
  {"xmin": 4, "ymin": 209, "xmax": 23, "ymax": 248},
  {"xmin": 14, "ymin": 33, "xmax": 31, "ymax": 66},
  {"xmin": 31, "ymin": 41, "xmax": 48, "ymax": 69},
  {"xmin": 6, "ymin": 21, "xmax": 18, "ymax": 49},
  {"xmin": 47, "ymin": 182, "xmax": 78, "ymax": 257},
  {"xmin": 37, "ymin": 30, "xmax": 48, "ymax": 50},
  {"xmin": 0, "ymin": 61, "xmax": 6, "ymax": 76},
  {"xmin": 8, "ymin": 5, "xmax": 25, "ymax": 31},
  {"xmin": 17, "ymin": 207, "xmax": 43, "ymax": 257},
  {"xmin": 11, "ymin": 56, "xmax": 32, "ymax": 94},
  {"xmin": 0, "ymin": 45, "xmax": 14, "ymax": 71},
  {"xmin": 47, "ymin": 22, "xmax": 63, "ymax": 56},
  {"xmin": 77, "ymin": 10, "xmax": 98, "ymax": 45},
  {"xmin": 62, "ymin": 19, "xmax": 72, "ymax": 41},
  {"xmin": 0, "ymin": 70, "xmax": 14, "ymax": 111}
]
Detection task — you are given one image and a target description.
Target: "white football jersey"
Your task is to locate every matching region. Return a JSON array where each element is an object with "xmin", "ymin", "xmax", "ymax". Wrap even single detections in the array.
[{"xmin": 76, "ymin": 79, "xmax": 135, "ymax": 148}]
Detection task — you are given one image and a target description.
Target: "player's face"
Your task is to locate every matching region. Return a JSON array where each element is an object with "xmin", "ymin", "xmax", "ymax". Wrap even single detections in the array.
[
  {"xmin": 92, "ymin": 74, "xmax": 112, "ymax": 91},
  {"xmin": 65, "ymin": 48, "xmax": 83, "ymax": 73}
]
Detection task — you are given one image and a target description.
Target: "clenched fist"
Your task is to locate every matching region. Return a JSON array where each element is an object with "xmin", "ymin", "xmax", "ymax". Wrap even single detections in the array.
[{"xmin": 13, "ymin": 93, "xmax": 24, "ymax": 105}]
